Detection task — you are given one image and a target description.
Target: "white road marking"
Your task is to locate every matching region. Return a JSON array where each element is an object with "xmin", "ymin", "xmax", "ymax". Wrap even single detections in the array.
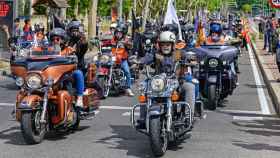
[
  {"xmin": 233, "ymin": 116, "xmax": 263, "ymax": 121},
  {"xmin": 219, "ymin": 109, "xmax": 262, "ymax": 115},
  {"xmin": 0, "ymin": 103, "xmax": 14, "ymax": 107},
  {"xmin": 247, "ymin": 44, "xmax": 271, "ymax": 115},
  {"xmin": 122, "ymin": 111, "xmax": 139, "ymax": 116},
  {"xmin": 99, "ymin": 106, "xmax": 132, "ymax": 110}
]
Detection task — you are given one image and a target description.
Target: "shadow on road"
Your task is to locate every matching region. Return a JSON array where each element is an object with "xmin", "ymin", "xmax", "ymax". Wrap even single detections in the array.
[
  {"xmin": 232, "ymin": 140, "xmax": 280, "ymax": 151},
  {"xmin": 0, "ymin": 82, "xmax": 18, "ymax": 90},
  {"xmin": 0, "ymin": 125, "xmax": 90, "ymax": 145},
  {"xmin": 95, "ymin": 125, "xmax": 155, "ymax": 158}
]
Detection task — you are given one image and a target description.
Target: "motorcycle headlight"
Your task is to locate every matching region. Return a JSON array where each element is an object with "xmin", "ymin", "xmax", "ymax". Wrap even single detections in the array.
[
  {"xmin": 169, "ymin": 79, "xmax": 179, "ymax": 90},
  {"xmin": 151, "ymin": 77, "xmax": 165, "ymax": 92},
  {"xmin": 18, "ymin": 49, "xmax": 28, "ymax": 58},
  {"xmin": 26, "ymin": 73, "xmax": 42, "ymax": 89},
  {"xmin": 138, "ymin": 81, "xmax": 146, "ymax": 92},
  {"xmin": 100, "ymin": 55, "xmax": 110, "ymax": 63},
  {"xmin": 145, "ymin": 39, "xmax": 151, "ymax": 45},
  {"xmin": 15, "ymin": 77, "xmax": 24, "ymax": 87},
  {"xmin": 209, "ymin": 59, "xmax": 219, "ymax": 68}
]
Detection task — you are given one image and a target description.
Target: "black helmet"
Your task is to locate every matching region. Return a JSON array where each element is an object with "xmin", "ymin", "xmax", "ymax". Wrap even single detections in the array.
[
  {"xmin": 67, "ymin": 20, "xmax": 82, "ymax": 38},
  {"xmin": 162, "ymin": 24, "xmax": 179, "ymax": 36},
  {"xmin": 115, "ymin": 23, "xmax": 128, "ymax": 34},
  {"xmin": 50, "ymin": 28, "xmax": 67, "ymax": 41},
  {"xmin": 34, "ymin": 23, "xmax": 44, "ymax": 33}
]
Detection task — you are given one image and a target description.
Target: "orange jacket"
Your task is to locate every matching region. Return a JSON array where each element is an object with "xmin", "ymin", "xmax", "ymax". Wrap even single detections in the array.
[
  {"xmin": 205, "ymin": 36, "xmax": 225, "ymax": 45},
  {"xmin": 111, "ymin": 37, "xmax": 129, "ymax": 64}
]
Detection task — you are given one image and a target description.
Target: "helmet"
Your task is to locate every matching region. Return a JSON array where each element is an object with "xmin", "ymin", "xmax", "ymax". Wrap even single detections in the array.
[
  {"xmin": 159, "ymin": 31, "xmax": 176, "ymax": 44},
  {"xmin": 67, "ymin": 20, "xmax": 82, "ymax": 38},
  {"xmin": 210, "ymin": 22, "xmax": 222, "ymax": 34},
  {"xmin": 50, "ymin": 28, "xmax": 67, "ymax": 42},
  {"xmin": 116, "ymin": 23, "xmax": 128, "ymax": 34},
  {"xmin": 162, "ymin": 24, "xmax": 179, "ymax": 36},
  {"xmin": 110, "ymin": 23, "xmax": 117, "ymax": 29},
  {"xmin": 34, "ymin": 23, "xmax": 44, "ymax": 33}
]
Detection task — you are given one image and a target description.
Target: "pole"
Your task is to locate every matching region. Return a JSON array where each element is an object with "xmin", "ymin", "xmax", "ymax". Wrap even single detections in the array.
[
  {"xmin": 118, "ymin": 0, "xmax": 123, "ymax": 22},
  {"xmin": 142, "ymin": 0, "xmax": 151, "ymax": 31}
]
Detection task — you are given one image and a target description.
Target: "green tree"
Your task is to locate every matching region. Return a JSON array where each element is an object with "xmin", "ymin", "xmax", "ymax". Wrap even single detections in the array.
[{"xmin": 242, "ymin": 4, "xmax": 252, "ymax": 13}]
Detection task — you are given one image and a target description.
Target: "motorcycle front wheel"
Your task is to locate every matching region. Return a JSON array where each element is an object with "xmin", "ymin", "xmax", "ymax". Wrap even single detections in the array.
[
  {"xmin": 20, "ymin": 110, "xmax": 48, "ymax": 144},
  {"xmin": 149, "ymin": 117, "xmax": 167, "ymax": 157},
  {"xmin": 207, "ymin": 85, "xmax": 218, "ymax": 110},
  {"xmin": 98, "ymin": 76, "xmax": 110, "ymax": 98}
]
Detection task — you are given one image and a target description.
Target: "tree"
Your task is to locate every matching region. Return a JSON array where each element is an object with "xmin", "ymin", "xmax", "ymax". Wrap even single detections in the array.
[
  {"xmin": 88, "ymin": 0, "xmax": 98, "ymax": 38},
  {"xmin": 242, "ymin": 4, "xmax": 252, "ymax": 13}
]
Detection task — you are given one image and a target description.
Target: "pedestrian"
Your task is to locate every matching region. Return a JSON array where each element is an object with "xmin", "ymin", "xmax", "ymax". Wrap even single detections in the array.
[
  {"xmin": 263, "ymin": 16, "xmax": 273, "ymax": 53},
  {"xmin": 23, "ymin": 18, "xmax": 34, "ymax": 42},
  {"xmin": 13, "ymin": 18, "xmax": 23, "ymax": 41}
]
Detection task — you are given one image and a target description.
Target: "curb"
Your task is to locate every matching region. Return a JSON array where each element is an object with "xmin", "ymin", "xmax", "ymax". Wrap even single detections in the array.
[{"xmin": 250, "ymin": 41, "xmax": 280, "ymax": 114}]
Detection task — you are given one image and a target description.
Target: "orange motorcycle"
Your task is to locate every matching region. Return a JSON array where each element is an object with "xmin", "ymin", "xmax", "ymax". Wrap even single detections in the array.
[{"xmin": 11, "ymin": 46, "xmax": 99, "ymax": 144}]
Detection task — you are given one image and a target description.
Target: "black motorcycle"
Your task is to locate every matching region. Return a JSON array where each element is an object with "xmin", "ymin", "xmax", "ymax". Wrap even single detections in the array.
[
  {"xmin": 196, "ymin": 45, "xmax": 238, "ymax": 110},
  {"xmin": 131, "ymin": 64, "xmax": 193, "ymax": 157}
]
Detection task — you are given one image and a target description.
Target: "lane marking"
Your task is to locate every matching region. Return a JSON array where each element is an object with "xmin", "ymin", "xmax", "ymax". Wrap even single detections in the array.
[
  {"xmin": 99, "ymin": 106, "xmax": 133, "ymax": 110},
  {"xmin": 219, "ymin": 109, "xmax": 262, "ymax": 115},
  {"xmin": 233, "ymin": 116, "xmax": 263, "ymax": 121},
  {"xmin": 0, "ymin": 103, "xmax": 14, "ymax": 107},
  {"xmin": 122, "ymin": 111, "xmax": 139, "ymax": 116},
  {"xmin": 247, "ymin": 44, "xmax": 271, "ymax": 115}
]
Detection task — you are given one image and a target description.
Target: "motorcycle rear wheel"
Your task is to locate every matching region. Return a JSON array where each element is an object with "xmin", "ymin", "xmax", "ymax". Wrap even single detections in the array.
[
  {"xmin": 98, "ymin": 76, "xmax": 110, "ymax": 98},
  {"xmin": 20, "ymin": 111, "xmax": 48, "ymax": 144},
  {"xmin": 149, "ymin": 117, "xmax": 167, "ymax": 157}
]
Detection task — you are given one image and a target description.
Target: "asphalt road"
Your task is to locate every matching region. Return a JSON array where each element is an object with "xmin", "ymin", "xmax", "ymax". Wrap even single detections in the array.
[{"xmin": 0, "ymin": 46, "xmax": 279, "ymax": 158}]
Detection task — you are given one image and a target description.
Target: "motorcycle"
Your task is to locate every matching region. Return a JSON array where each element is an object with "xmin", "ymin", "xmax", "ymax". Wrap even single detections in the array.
[
  {"xmin": 196, "ymin": 44, "xmax": 238, "ymax": 110},
  {"xmin": 11, "ymin": 46, "xmax": 100, "ymax": 144},
  {"xmin": 92, "ymin": 38, "xmax": 129, "ymax": 97},
  {"xmin": 131, "ymin": 63, "xmax": 193, "ymax": 157}
]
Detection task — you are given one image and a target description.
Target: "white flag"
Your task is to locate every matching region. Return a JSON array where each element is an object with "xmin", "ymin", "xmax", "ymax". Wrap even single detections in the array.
[{"xmin": 164, "ymin": 0, "xmax": 182, "ymax": 40}]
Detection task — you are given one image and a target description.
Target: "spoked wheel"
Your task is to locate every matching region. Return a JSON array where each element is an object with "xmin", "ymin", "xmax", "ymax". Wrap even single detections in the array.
[
  {"xmin": 149, "ymin": 117, "xmax": 168, "ymax": 157},
  {"xmin": 98, "ymin": 76, "xmax": 110, "ymax": 98},
  {"xmin": 20, "ymin": 110, "xmax": 48, "ymax": 144}
]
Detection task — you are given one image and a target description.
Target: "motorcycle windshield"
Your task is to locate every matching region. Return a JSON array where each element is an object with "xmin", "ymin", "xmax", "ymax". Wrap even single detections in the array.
[
  {"xmin": 195, "ymin": 45, "xmax": 238, "ymax": 63},
  {"xmin": 29, "ymin": 46, "xmax": 62, "ymax": 58}
]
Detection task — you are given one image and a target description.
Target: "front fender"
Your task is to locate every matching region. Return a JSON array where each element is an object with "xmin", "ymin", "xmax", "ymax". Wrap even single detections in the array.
[
  {"xmin": 207, "ymin": 75, "xmax": 217, "ymax": 84},
  {"xmin": 149, "ymin": 105, "xmax": 163, "ymax": 116},
  {"xmin": 18, "ymin": 95, "xmax": 42, "ymax": 109}
]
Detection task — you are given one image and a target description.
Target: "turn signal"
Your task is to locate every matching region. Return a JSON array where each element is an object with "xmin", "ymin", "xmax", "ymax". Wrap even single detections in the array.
[
  {"xmin": 138, "ymin": 95, "xmax": 146, "ymax": 103},
  {"xmin": 171, "ymin": 91, "xmax": 179, "ymax": 101}
]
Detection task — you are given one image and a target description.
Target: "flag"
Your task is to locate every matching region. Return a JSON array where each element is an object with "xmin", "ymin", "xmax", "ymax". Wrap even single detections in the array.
[{"xmin": 163, "ymin": 0, "xmax": 182, "ymax": 40}]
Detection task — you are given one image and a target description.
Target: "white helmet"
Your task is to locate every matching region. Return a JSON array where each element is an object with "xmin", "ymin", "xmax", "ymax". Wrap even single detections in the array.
[
  {"xmin": 110, "ymin": 23, "xmax": 117, "ymax": 29},
  {"xmin": 159, "ymin": 31, "xmax": 176, "ymax": 44}
]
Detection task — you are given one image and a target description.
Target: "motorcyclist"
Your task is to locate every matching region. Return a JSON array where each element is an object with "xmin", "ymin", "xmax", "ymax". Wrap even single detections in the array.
[
  {"xmin": 67, "ymin": 20, "xmax": 105, "ymax": 99},
  {"xmin": 111, "ymin": 23, "xmax": 135, "ymax": 96},
  {"xmin": 33, "ymin": 23, "xmax": 48, "ymax": 46},
  {"xmin": 49, "ymin": 28, "xmax": 86, "ymax": 109},
  {"xmin": 141, "ymin": 31, "xmax": 196, "ymax": 122},
  {"xmin": 205, "ymin": 21, "xmax": 225, "ymax": 45}
]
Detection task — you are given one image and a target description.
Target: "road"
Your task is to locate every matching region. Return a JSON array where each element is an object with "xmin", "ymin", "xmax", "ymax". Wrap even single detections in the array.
[{"xmin": 0, "ymin": 45, "xmax": 279, "ymax": 158}]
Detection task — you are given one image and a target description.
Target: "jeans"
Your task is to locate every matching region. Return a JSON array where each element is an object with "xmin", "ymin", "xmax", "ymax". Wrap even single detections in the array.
[
  {"xmin": 72, "ymin": 70, "xmax": 84, "ymax": 96},
  {"xmin": 121, "ymin": 60, "xmax": 132, "ymax": 89},
  {"xmin": 264, "ymin": 31, "xmax": 272, "ymax": 52}
]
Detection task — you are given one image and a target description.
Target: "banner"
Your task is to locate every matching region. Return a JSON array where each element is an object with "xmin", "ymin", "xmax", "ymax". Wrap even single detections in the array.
[
  {"xmin": 164, "ymin": 0, "xmax": 182, "ymax": 40},
  {"xmin": 0, "ymin": 0, "xmax": 13, "ymax": 35}
]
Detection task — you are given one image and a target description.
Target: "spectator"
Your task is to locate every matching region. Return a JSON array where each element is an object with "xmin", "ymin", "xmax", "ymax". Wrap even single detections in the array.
[
  {"xmin": 23, "ymin": 18, "xmax": 34, "ymax": 41},
  {"xmin": 263, "ymin": 17, "xmax": 273, "ymax": 53},
  {"xmin": 13, "ymin": 18, "xmax": 22, "ymax": 40}
]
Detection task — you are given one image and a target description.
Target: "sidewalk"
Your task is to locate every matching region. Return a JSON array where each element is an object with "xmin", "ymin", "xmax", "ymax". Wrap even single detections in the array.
[{"xmin": 252, "ymin": 39, "xmax": 280, "ymax": 114}]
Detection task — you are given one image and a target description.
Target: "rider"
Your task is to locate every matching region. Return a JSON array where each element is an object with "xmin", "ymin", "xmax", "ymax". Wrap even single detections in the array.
[
  {"xmin": 66, "ymin": 20, "xmax": 105, "ymax": 99},
  {"xmin": 111, "ymin": 23, "xmax": 134, "ymax": 96},
  {"xmin": 34, "ymin": 23, "xmax": 48, "ymax": 46},
  {"xmin": 49, "ymin": 28, "xmax": 86, "ymax": 108},
  {"xmin": 141, "ymin": 31, "xmax": 196, "ymax": 123},
  {"xmin": 205, "ymin": 21, "xmax": 225, "ymax": 45}
]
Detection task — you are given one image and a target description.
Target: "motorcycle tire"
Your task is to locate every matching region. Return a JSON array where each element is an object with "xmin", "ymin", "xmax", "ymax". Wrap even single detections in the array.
[
  {"xmin": 98, "ymin": 76, "xmax": 110, "ymax": 98},
  {"xmin": 207, "ymin": 85, "xmax": 218, "ymax": 110},
  {"xmin": 20, "ymin": 111, "xmax": 47, "ymax": 144},
  {"xmin": 71, "ymin": 107, "xmax": 80, "ymax": 130},
  {"xmin": 149, "ymin": 117, "xmax": 167, "ymax": 157}
]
